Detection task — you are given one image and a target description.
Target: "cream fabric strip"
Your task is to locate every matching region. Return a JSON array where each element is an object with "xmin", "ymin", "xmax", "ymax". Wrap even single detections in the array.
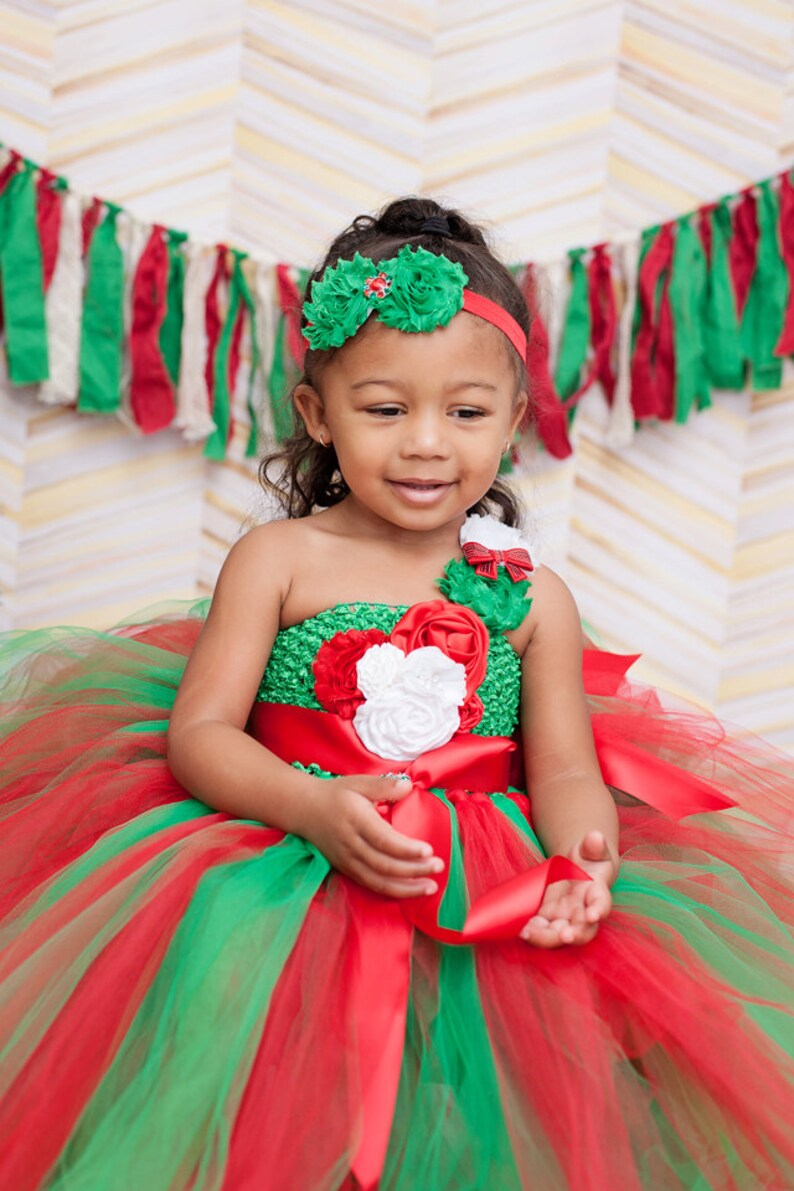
[
  {"xmin": 250, "ymin": 258, "xmax": 276, "ymax": 444},
  {"xmin": 175, "ymin": 241, "xmax": 217, "ymax": 442},
  {"xmin": 39, "ymin": 190, "xmax": 83, "ymax": 406},
  {"xmin": 116, "ymin": 213, "xmax": 151, "ymax": 432},
  {"xmin": 606, "ymin": 236, "xmax": 640, "ymax": 449}
]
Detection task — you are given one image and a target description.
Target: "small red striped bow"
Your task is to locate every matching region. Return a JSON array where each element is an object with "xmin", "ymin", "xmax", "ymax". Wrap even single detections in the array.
[{"xmin": 462, "ymin": 541, "xmax": 533, "ymax": 582}]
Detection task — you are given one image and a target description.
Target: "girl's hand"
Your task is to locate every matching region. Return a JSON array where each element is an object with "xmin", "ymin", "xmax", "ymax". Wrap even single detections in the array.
[
  {"xmin": 519, "ymin": 831, "xmax": 617, "ymax": 948},
  {"xmin": 305, "ymin": 774, "xmax": 445, "ymax": 899}
]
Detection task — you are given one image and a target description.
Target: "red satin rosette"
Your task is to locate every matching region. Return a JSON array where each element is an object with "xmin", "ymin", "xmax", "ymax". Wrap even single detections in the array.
[
  {"xmin": 312, "ymin": 628, "xmax": 389, "ymax": 719},
  {"xmin": 390, "ymin": 599, "xmax": 489, "ymax": 731}
]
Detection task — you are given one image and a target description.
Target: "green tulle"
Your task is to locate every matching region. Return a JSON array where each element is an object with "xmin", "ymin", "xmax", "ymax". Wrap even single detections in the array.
[
  {"xmin": 48, "ymin": 836, "xmax": 330, "ymax": 1190},
  {"xmin": 2, "ymin": 602, "xmax": 793, "ymax": 1189}
]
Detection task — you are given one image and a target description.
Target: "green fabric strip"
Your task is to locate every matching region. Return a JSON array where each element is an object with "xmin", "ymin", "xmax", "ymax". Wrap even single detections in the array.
[
  {"xmin": 703, "ymin": 200, "xmax": 745, "ymax": 390},
  {"xmin": 235, "ymin": 257, "xmax": 261, "ymax": 458},
  {"xmin": 158, "ymin": 232, "xmax": 187, "ymax": 388},
  {"xmin": 553, "ymin": 248, "xmax": 590, "ymax": 403},
  {"xmin": 204, "ymin": 252, "xmax": 244, "ymax": 460},
  {"xmin": 741, "ymin": 180, "xmax": 787, "ymax": 392},
  {"xmin": 268, "ymin": 315, "xmax": 296, "ymax": 441},
  {"xmin": 268, "ymin": 266, "xmax": 309, "ymax": 442},
  {"xmin": 78, "ymin": 205, "xmax": 124, "ymax": 413},
  {"xmin": 669, "ymin": 216, "xmax": 711, "ymax": 423},
  {"xmin": 0, "ymin": 161, "xmax": 49, "ymax": 384}
]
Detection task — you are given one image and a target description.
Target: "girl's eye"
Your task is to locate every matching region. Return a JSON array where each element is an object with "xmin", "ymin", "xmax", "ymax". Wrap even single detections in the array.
[
  {"xmin": 452, "ymin": 408, "xmax": 486, "ymax": 420},
  {"xmin": 368, "ymin": 406, "xmax": 403, "ymax": 418}
]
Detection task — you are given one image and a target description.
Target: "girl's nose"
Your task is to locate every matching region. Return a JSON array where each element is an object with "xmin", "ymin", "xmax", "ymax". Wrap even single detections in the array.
[{"xmin": 400, "ymin": 415, "xmax": 451, "ymax": 458}]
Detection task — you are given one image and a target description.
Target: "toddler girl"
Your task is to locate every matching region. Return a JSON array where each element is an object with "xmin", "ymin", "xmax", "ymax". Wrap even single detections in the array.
[{"xmin": 0, "ymin": 197, "xmax": 792, "ymax": 1191}]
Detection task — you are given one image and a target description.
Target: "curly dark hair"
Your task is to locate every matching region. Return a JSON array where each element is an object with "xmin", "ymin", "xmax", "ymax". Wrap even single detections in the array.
[{"xmin": 260, "ymin": 196, "xmax": 531, "ymax": 524}]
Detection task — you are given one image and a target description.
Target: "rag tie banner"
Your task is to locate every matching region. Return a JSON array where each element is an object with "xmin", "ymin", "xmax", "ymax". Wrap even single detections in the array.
[{"xmin": 1, "ymin": 143, "xmax": 793, "ymax": 463}]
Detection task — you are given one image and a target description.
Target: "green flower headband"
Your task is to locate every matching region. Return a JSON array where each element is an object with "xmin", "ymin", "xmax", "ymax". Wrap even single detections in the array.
[{"xmin": 302, "ymin": 244, "xmax": 527, "ymax": 360}]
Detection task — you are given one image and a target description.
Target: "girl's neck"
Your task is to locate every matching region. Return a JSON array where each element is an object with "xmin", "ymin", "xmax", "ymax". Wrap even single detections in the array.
[{"xmin": 326, "ymin": 495, "xmax": 465, "ymax": 557}]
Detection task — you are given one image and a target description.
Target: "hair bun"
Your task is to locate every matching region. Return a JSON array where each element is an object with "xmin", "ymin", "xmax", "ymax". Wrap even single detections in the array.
[
  {"xmin": 374, "ymin": 197, "xmax": 487, "ymax": 248},
  {"xmin": 419, "ymin": 214, "xmax": 453, "ymax": 238}
]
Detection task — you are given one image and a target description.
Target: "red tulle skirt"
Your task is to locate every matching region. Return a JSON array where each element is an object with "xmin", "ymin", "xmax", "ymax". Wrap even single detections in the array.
[{"xmin": 0, "ymin": 605, "xmax": 792, "ymax": 1190}]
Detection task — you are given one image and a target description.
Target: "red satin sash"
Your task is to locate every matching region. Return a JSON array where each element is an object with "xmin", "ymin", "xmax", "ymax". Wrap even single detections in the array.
[
  {"xmin": 249, "ymin": 701, "xmax": 586, "ymax": 944},
  {"xmin": 581, "ymin": 649, "xmax": 735, "ymax": 818}
]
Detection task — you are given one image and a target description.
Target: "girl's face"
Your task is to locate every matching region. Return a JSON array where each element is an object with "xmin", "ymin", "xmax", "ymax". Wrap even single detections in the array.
[{"xmin": 295, "ymin": 311, "xmax": 526, "ymax": 535}]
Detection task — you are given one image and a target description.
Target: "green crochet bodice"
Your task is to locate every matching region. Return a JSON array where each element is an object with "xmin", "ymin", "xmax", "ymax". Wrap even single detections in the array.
[{"xmin": 257, "ymin": 601, "xmax": 522, "ymax": 739}]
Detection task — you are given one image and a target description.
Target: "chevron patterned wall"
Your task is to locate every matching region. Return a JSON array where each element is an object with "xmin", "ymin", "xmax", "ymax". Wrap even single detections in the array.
[{"xmin": 0, "ymin": 0, "xmax": 792, "ymax": 750}]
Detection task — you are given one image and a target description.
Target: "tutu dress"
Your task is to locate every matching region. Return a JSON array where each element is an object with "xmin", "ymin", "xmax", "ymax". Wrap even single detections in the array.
[{"xmin": 0, "ymin": 519, "xmax": 793, "ymax": 1191}]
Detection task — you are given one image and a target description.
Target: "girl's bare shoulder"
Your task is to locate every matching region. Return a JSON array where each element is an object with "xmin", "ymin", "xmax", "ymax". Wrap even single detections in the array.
[{"xmin": 506, "ymin": 565, "xmax": 582, "ymax": 660}]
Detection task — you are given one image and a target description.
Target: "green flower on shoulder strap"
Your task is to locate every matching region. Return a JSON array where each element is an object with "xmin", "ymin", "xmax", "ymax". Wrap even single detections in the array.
[{"xmin": 438, "ymin": 513, "xmax": 535, "ymax": 633}]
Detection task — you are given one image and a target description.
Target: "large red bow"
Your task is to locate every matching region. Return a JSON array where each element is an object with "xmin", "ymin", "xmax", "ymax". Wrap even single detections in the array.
[{"xmin": 462, "ymin": 540, "xmax": 533, "ymax": 582}]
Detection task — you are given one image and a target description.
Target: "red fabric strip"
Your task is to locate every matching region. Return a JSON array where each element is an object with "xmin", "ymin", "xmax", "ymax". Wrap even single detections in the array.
[
  {"xmin": 729, "ymin": 189, "xmax": 759, "ymax": 319},
  {"xmin": 630, "ymin": 223, "xmax": 675, "ymax": 420},
  {"xmin": 588, "ymin": 243, "xmax": 617, "ymax": 404},
  {"xmin": 129, "ymin": 225, "xmax": 175, "ymax": 433},
  {"xmin": 276, "ymin": 263, "xmax": 306, "ymax": 369},
  {"xmin": 520, "ymin": 264, "xmax": 573, "ymax": 459},
  {"xmin": 775, "ymin": 173, "xmax": 794, "ymax": 355},
  {"xmin": 655, "ymin": 257, "xmax": 676, "ymax": 420},
  {"xmin": 81, "ymin": 196, "xmax": 102, "ymax": 257},
  {"xmin": 462, "ymin": 288, "xmax": 527, "ymax": 361},
  {"xmin": 204, "ymin": 246, "xmax": 228, "ymax": 408},
  {"xmin": 0, "ymin": 150, "xmax": 20, "ymax": 193},
  {"xmin": 34, "ymin": 170, "xmax": 62, "ymax": 292},
  {"xmin": 35, "ymin": 169, "xmax": 62, "ymax": 292}
]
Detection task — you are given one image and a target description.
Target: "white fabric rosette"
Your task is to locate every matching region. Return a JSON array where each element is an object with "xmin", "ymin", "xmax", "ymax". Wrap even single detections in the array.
[
  {"xmin": 353, "ymin": 644, "xmax": 466, "ymax": 762},
  {"xmin": 460, "ymin": 513, "xmax": 529, "ymax": 553}
]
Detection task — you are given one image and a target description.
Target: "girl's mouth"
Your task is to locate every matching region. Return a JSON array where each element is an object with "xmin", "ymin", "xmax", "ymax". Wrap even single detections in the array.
[{"xmin": 388, "ymin": 480, "xmax": 452, "ymax": 505}]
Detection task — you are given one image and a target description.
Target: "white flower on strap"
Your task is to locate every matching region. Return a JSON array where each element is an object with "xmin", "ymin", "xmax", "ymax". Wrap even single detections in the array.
[
  {"xmin": 353, "ymin": 643, "xmax": 466, "ymax": 762},
  {"xmin": 460, "ymin": 514, "xmax": 534, "ymax": 582}
]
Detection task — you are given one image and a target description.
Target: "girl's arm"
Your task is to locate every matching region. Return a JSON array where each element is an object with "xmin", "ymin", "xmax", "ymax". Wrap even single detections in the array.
[
  {"xmin": 167, "ymin": 523, "xmax": 442, "ymax": 898},
  {"xmin": 517, "ymin": 568, "xmax": 619, "ymax": 946}
]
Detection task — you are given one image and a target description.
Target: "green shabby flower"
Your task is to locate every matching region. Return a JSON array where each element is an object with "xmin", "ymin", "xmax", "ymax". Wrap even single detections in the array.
[
  {"xmin": 438, "ymin": 558, "xmax": 531, "ymax": 633},
  {"xmin": 303, "ymin": 253, "xmax": 377, "ymax": 350},
  {"xmin": 376, "ymin": 245, "xmax": 467, "ymax": 332}
]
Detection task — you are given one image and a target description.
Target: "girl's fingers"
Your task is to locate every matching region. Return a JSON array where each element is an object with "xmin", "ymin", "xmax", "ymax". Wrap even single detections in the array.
[
  {"xmin": 352, "ymin": 867, "xmax": 440, "ymax": 899},
  {"xmin": 359, "ymin": 806, "xmax": 437, "ymax": 862},
  {"xmin": 522, "ymin": 915, "xmax": 600, "ymax": 948},
  {"xmin": 583, "ymin": 881, "xmax": 612, "ymax": 922},
  {"xmin": 350, "ymin": 832, "xmax": 443, "ymax": 884},
  {"xmin": 352, "ymin": 774, "xmax": 414, "ymax": 804}
]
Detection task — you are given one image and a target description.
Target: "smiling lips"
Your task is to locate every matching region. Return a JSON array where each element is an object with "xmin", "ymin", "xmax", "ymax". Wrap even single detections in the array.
[{"xmin": 387, "ymin": 479, "xmax": 453, "ymax": 505}]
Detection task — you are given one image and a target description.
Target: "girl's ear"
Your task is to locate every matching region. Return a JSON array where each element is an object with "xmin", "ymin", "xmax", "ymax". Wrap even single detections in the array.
[
  {"xmin": 509, "ymin": 391, "xmax": 528, "ymax": 440},
  {"xmin": 294, "ymin": 383, "xmax": 330, "ymax": 446}
]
